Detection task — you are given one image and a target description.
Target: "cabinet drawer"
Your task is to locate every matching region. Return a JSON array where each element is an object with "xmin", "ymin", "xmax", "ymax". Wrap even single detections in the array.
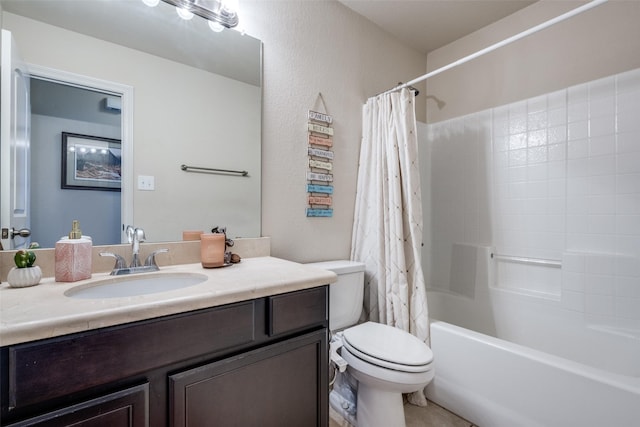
[
  {"xmin": 6, "ymin": 383, "xmax": 148, "ymax": 427},
  {"xmin": 267, "ymin": 286, "xmax": 327, "ymax": 336},
  {"xmin": 8, "ymin": 301, "xmax": 256, "ymax": 410}
]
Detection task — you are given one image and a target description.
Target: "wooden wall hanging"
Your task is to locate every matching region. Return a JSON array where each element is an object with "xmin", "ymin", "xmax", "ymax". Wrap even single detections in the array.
[{"xmin": 306, "ymin": 93, "xmax": 334, "ymax": 217}]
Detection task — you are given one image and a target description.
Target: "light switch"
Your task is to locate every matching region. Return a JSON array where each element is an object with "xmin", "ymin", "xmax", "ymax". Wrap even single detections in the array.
[{"xmin": 138, "ymin": 175, "xmax": 155, "ymax": 191}]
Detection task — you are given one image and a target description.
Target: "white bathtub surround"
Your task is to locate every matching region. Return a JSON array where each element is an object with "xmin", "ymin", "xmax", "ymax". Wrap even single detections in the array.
[
  {"xmin": 423, "ymin": 68, "xmax": 640, "ymax": 425},
  {"xmin": 351, "ymin": 88, "xmax": 430, "ymax": 405},
  {"xmin": 427, "ymin": 67, "xmax": 640, "ymax": 337}
]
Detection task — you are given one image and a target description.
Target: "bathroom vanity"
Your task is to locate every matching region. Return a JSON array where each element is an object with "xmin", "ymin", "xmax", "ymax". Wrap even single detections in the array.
[{"xmin": 0, "ymin": 257, "xmax": 335, "ymax": 426}]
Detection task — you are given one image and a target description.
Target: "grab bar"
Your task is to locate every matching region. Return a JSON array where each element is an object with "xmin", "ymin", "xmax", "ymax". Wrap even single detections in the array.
[
  {"xmin": 491, "ymin": 253, "xmax": 562, "ymax": 268},
  {"xmin": 181, "ymin": 164, "xmax": 248, "ymax": 177}
]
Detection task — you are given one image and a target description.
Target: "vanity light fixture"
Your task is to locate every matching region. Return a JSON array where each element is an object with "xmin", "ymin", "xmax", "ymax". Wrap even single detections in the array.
[
  {"xmin": 160, "ymin": 0, "xmax": 239, "ymax": 30},
  {"xmin": 141, "ymin": 0, "xmax": 160, "ymax": 7}
]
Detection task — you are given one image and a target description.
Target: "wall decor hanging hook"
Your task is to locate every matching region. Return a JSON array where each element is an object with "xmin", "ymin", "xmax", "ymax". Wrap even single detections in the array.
[{"xmin": 309, "ymin": 93, "xmax": 333, "ymax": 125}]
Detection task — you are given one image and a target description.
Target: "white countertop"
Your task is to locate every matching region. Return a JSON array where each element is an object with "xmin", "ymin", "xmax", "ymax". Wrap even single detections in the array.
[{"xmin": 0, "ymin": 257, "xmax": 337, "ymax": 346}]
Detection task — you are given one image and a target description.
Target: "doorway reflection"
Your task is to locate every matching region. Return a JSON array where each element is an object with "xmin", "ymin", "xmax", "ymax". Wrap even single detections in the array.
[{"xmin": 30, "ymin": 78, "xmax": 122, "ymax": 247}]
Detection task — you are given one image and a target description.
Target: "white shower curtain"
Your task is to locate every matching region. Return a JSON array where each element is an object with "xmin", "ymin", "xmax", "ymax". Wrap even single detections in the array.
[{"xmin": 351, "ymin": 88, "xmax": 430, "ymax": 405}]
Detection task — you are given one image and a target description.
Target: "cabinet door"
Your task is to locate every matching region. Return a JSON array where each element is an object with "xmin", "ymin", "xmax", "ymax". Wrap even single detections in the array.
[
  {"xmin": 6, "ymin": 384, "xmax": 148, "ymax": 427},
  {"xmin": 169, "ymin": 330, "xmax": 328, "ymax": 427}
]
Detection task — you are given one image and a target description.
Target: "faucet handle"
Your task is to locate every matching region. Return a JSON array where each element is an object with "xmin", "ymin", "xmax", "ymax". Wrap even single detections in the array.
[
  {"xmin": 125, "ymin": 225, "xmax": 135, "ymax": 244},
  {"xmin": 145, "ymin": 249, "xmax": 169, "ymax": 268},
  {"xmin": 135, "ymin": 227, "xmax": 146, "ymax": 243},
  {"xmin": 100, "ymin": 252, "xmax": 127, "ymax": 271}
]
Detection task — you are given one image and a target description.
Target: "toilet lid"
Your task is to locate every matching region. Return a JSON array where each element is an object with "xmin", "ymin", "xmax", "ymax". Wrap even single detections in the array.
[{"xmin": 342, "ymin": 322, "xmax": 433, "ymax": 370}]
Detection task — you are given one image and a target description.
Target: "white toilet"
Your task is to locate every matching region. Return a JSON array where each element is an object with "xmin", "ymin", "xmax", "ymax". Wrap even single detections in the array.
[{"xmin": 307, "ymin": 260, "xmax": 434, "ymax": 427}]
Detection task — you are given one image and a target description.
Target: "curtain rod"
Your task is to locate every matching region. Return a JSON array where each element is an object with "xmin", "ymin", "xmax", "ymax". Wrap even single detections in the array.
[{"xmin": 381, "ymin": 0, "xmax": 608, "ymax": 96}]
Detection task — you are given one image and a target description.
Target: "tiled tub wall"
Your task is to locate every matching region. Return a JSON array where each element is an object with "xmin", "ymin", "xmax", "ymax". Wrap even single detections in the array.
[{"xmin": 427, "ymin": 68, "xmax": 640, "ymax": 335}]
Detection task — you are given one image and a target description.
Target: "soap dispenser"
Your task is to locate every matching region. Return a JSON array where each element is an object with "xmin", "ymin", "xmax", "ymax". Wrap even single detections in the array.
[{"xmin": 55, "ymin": 220, "xmax": 92, "ymax": 282}]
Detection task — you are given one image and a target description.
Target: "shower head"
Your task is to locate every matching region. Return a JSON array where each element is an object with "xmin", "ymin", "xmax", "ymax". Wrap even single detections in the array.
[{"xmin": 426, "ymin": 95, "xmax": 446, "ymax": 110}]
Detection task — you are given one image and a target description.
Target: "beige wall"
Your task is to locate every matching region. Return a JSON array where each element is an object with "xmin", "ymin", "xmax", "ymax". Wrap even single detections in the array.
[
  {"xmin": 241, "ymin": 0, "xmax": 427, "ymax": 262},
  {"xmin": 426, "ymin": 0, "xmax": 640, "ymax": 123}
]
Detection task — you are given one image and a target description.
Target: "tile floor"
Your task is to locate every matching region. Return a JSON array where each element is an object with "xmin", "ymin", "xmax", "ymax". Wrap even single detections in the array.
[{"xmin": 329, "ymin": 399, "xmax": 477, "ymax": 427}]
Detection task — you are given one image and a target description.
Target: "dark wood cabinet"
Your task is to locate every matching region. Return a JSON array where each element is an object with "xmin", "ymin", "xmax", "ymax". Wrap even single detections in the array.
[{"xmin": 0, "ymin": 286, "xmax": 328, "ymax": 426}]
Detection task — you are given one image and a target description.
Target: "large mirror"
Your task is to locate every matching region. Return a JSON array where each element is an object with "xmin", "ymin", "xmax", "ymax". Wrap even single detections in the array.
[{"xmin": 0, "ymin": 0, "xmax": 262, "ymax": 248}]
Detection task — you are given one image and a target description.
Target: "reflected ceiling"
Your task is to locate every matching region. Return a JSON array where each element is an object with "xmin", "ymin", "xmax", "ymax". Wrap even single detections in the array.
[{"xmin": 1, "ymin": 0, "xmax": 260, "ymax": 86}]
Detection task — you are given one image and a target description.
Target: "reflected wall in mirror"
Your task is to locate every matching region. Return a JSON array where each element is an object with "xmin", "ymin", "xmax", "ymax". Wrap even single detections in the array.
[{"xmin": 0, "ymin": 0, "xmax": 262, "ymax": 248}]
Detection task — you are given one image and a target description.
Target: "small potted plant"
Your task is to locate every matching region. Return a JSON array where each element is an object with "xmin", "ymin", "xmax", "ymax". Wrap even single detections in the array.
[{"xmin": 7, "ymin": 249, "xmax": 42, "ymax": 288}]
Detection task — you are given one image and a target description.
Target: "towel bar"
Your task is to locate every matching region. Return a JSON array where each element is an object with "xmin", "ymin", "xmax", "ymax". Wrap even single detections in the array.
[{"xmin": 180, "ymin": 164, "xmax": 248, "ymax": 177}]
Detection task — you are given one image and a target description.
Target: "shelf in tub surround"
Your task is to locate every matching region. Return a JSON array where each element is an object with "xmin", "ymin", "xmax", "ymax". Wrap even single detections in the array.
[
  {"xmin": 491, "ymin": 253, "xmax": 562, "ymax": 268},
  {"xmin": 0, "ymin": 256, "xmax": 337, "ymax": 346}
]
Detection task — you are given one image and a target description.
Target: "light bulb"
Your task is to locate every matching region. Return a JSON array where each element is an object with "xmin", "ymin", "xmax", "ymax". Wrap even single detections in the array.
[
  {"xmin": 176, "ymin": 7, "xmax": 194, "ymax": 20},
  {"xmin": 208, "ymin": 21, "xmax": 224, "ymax": 33},
  {"xmin": 141, "ymin": 0, "xmax": 160, "ymax": 7},
  {"xmin": 221, "ymin": 0, "xmax": 239, "ymax": 14}
]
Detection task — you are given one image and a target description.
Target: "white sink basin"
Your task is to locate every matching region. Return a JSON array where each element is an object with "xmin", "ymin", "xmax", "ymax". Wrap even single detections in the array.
[{"xmin": 65, "ymin": 273, "xmax": 208, "ymax": 299}]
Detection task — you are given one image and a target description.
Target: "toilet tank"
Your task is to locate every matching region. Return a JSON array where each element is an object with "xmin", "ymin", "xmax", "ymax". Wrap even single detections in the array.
[{"xmin": 306, "ymin": 260, "xmax": 365, "ymax": 331}]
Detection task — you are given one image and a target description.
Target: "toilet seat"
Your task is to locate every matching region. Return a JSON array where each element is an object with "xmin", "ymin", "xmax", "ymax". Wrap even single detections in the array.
[{"xmin": 342, "ymin": 322, "xmax": 433, "ymax": 373}]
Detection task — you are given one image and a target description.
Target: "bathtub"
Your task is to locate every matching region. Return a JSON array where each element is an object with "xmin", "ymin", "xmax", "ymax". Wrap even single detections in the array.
[{"xmin": 426, "ymin": 321, "xmax": 640, "ymax": 427}]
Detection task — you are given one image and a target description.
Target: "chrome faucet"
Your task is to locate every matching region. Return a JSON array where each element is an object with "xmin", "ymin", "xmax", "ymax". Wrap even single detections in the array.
[
  {"xmin": 100, "ymin": 226, "xmax": 168, "ymax": 275},
  {"xmin": 127, "ymin": 225, "xmax": 145, "ymax": 268}
]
